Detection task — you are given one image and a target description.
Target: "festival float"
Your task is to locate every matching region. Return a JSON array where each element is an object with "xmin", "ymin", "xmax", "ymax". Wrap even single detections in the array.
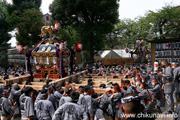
[
  {"xmin": 128, "ymin": 40, "xmax": 151, "ymax": 64},
  {"xmin": 25, "ymin": 23, "xmax": 75, "ymax": 82}
]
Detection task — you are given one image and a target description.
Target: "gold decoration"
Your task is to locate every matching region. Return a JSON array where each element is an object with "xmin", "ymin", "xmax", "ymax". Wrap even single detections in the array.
[
  {"xmin": 45, "ymin": 43, "xmax": 49, "ymax": 46},
  {"xmin": 40, "ymin": 26, "xmax": 54, "ymax": 37},
  {"xmin": 47, "ymin": 47, "xmax": 51, "ymax": 52},
  {"xmin": 42, "ymin": 47, "xmax": 46, "ymax": 52}
]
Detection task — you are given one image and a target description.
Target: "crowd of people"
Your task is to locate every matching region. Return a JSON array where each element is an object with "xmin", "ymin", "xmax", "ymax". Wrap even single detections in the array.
[
  {"xmin": 0, "ymin": 60, "xmax": 180, "ymax": 120},
  {"xmin": 0, "ymin": 66, "xmax": 26, "ymax": 80}
]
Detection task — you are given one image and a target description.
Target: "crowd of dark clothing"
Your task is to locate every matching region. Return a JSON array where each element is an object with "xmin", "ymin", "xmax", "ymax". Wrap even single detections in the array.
[{"xmin": 0, "ymin": 60, "xmax": 180, "ymax": 120}]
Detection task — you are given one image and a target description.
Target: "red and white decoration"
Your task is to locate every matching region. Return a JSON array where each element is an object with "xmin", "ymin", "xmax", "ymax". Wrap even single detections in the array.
[
  {"xmin": 136, "ymin": 40, "xmax": 141, "ymax": 46},
  {"xmin": 125, "ymin": 48, "xmax": 129, "ymax": 53},
  {"xmin": 59, "ymin": 43, "xmax": 64, "ymax": 50},
  {"xmin": 77, "ymin": 43, "xmax": 82, "ymax": 51},
  {"xmin": 154, "ymin": 61, "xmax": 158, "ymax": 73},
  {"xmin": 36, "ymin": 65, "xmax": 41, "ymax": 71},
  {"xmin": 54, "ymin": 22, "xmax": 60, "ymax": 31},
  {"xmin": 17, "ymin": 45, "xmax": 23, "ymax": 53},
  {"xmin": 166, "ymin": 43, "xmax": 169, "ymax": 48},
  {"xmin": 54, "ymin": 64, "xmax": 58, "ymax": 71}
]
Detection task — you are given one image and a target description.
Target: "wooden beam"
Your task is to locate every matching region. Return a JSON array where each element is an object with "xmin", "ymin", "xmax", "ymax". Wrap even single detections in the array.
[
  {"xmin": 6, "ymin": 75, "xmax": 30, "ymax": 85},
  {"xmin": 19, "ymin": 84, "xmax": 43, "ymax": 90}
]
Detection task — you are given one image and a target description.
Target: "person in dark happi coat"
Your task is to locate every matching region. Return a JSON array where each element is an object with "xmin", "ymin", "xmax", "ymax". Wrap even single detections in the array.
[
  {"xmin": 172, "ymin": 62, "xmax": 180, "ymax": 109},
  {"xmin": 54, "ymin": 86, "xmax": 63, "ymax": 108},
  {"xmin": 151, "ymin": 79, "xmax": 165, "ymax": 113},
  {"xmin": 138, "ymin": 83, "xmax": 153, "ymax": 113},
  {"xmin": 19, "ymin": 87, "xmax": 34, "ymax": 120},
  {"xmin": 135, "ymin": 79, "xmax": 142, "ymax": 93},
  {"xmin": 121, "ymin": 80, "xmax": 127, "ymax": 93},
  {"xmin": 44, "ymin": 85, "xmax": 58, "ymax": 110},
  {"xmin": 78, "ymin": 85, "xmax": 94, "ymax": 120},
  {"xmin": 94, "ymin": 87, "xmax": 113, "ymax": 120},
  {"xmin": 59, "ymin": 85, "xmax": 72, "ymax": 106},
  {"xmin": 0, "ymin": 86, "xmax": 14, "ymax": 120},
  {"xmin": 52, "ymin": 91, "xmax": 88, "ymax": 120},
  {"xmin": 120, "ymin": 80, "xmax": 127, "ymax": 95},
  {"xmin": 125, "ymin": 80, "xmax": 138, "ymax": 95},
  {"xmin": 35, "ymin": 89, "xmax": 55, "ymax": 120},
  {"xmin": 111, "ymin": 83, "xmax": 124, "ymax": 120},
  {"xmin": 121, "ymin": 93, "xmax": 155, "ymax": 120},
  {"xmin": 77, "ymin": 86, "xmax": 84, "ymax": 104},
  {"xmin": 121, "ymin": 93, "xmax": 141, "ymax": 119},
  {"xmin": 9, "ymin": 83, "xmax": 25, "ymax": 118},
  {"xmin": 158, "ymin": 60, "xmax": 175, "ymax": 113}
]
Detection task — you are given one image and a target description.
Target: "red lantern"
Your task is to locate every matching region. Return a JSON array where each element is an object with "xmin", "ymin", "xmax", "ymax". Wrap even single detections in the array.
[
  {"xmin": 77, "ymin": 43, "xmax": 82, "ymax": 51},
  {"xmin": 54, "ymin": 22, "xmax": 60, "ymax": 31},
  {"xmin": 154, "ymin": 62, "xmax": 158, "ymax": 73},
  {"xmin": 17, "ymin": 45, "xmax": 23, "ymax": 53},
  {"xmin": 125, "ymin": 48, "xmax": 129, "ymax": 53}
]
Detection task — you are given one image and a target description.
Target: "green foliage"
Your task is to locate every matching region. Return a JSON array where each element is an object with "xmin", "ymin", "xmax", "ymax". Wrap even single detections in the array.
[
  {"xmin": 7, "ymin": 0, "xmax": 43, "ymax": 47},
  {"xmin": 7, "ymin": 0, "xmax": 41, "ymax": 15},
  {"xmin": 145, "ymin": 6, "xmax": 180, "ymax": 39},
  {"xmin": 8, "ymin": 9, "xmax": 44, "ymax": 46},
  {"xmin": 110, "ymin": 5, "xmax": 180, "ymax": 49},
  {"xmin": 0, "ymin": 0, "xmax": 11, "ymax": 47},
  {"xmin": 54, "ymin": 25, "xmax": 80, "ymax": 47},
  {"xmin": 50, "ymin": 0, "xmax": 119, "ymax": 61}
]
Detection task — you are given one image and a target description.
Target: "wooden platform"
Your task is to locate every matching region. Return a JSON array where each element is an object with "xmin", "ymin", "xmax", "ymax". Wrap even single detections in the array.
[
  {"xmin": 5, "ymin": 71, "xmax": 134, "ymax": 94},
  {"xmin": 16, "ymin": 71, "xmax": 88, "ymax": 91}
]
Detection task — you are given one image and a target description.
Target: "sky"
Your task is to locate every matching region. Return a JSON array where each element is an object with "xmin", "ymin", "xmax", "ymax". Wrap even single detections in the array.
[
  {"xmin": 6, "ymin": 0, "xmax": 180, "ymax": 47},
  {"xmin": 119, "ymin": 0, "xmax": 180, "ymax": 19}
]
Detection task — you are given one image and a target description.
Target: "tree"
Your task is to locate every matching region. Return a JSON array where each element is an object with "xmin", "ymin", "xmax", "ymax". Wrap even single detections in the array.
[
  {"xmin": 145, "ymin": 5, "xmax": 180, "ymax": 40},
  {"xmin": 104, "ymin": 31, "xmax": 120, "ymax": 49},
  {"xmin": 7, "ymin": 0, "xmax": 41, "ymax": 14},
  {"xmin": 0, "ymin": 0, "xmax": 11, "ymax": 47},
  {"xmin": 112, "ymin": 19, "xmax": 140, "ymax": 48},
  {"xmin": 7, "ymin": 0, "xmax": 43, "ymax": 47},
  {"xmin": 0, "ymin": 0, "xmax": 11, "ymax": 68},
  {"xmin": 109, "ymin": 5, "xmax": 180, "ymax": 49},
  {"xmin": 50, "ymin": 0, "xmax": 119, "ymax": 62},
  {"xmin": 54, "ymin": 25, "xmax": 80, "ymax": 47},
  {"xmin": 8, "ymin": 9, "xmax": 44, "ymax": 46}
]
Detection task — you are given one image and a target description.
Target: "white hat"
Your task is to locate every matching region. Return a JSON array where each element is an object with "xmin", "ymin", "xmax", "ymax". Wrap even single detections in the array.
[
  {"xmin": 13, "ymin": 83, "xmax": 18, "ymax": 87},
  {"xmin": 105, "ymin": 87, "xmax": 111, "ymax": 92}
]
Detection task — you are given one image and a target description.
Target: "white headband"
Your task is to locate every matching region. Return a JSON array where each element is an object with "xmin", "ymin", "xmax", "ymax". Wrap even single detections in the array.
[
  {"xmin": 172, "ymin": 62, "xmax": 179, "ymax": 65},
  {"xmin": 121, "ymin": 96, "xmax": 140, "ymax": 103}
]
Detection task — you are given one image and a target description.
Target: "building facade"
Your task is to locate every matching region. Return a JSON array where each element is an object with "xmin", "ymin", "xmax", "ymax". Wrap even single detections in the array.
[{"xmin": 43, "ymin": 13, "xmax": 51, "ymax": 24}]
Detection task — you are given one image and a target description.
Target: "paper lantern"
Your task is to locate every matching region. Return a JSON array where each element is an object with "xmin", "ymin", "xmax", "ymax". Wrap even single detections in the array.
[
  {"xmin": 54, "ymin": 22, "xmax": 60, "ymax": 31},
  {"xmin": 154, "ymin": 62, "xmax": 158, "ymax": 73},
  {"xmin": 77, "ymin": 43, "xmax": 82, "ymax": 51},
  {"xmin": 125, "ymin": 48, "xmax": 129, "ymax": 53},
  {"xmin": 17, "ymin": 45, "xmax": 23, "ymax": 53}
]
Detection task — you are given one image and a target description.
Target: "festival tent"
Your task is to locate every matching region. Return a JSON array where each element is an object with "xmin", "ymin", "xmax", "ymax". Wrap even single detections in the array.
[
  {"xmin": 103, "ymin": 49, "xmax": 122, "ymax": 59},
  {"xmin": 94, "ymin": 49, "xmax": 132, "ymax": 65}
]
